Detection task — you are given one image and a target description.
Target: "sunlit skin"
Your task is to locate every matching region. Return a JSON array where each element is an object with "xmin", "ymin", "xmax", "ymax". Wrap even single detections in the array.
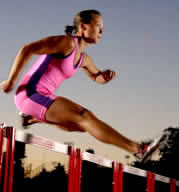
[
  {"xmin": 80, "ymin": 14, "xmax": 104, "ymax": 44},
  {"xmin": 0, "ymin": 13, "xmax": 140, "ymax": 154}
]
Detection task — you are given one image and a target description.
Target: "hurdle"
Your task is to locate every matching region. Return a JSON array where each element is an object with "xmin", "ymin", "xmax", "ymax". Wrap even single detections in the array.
[{"xmin": 0, "ymin": 124, "xmax": 178, "ymax": 192}]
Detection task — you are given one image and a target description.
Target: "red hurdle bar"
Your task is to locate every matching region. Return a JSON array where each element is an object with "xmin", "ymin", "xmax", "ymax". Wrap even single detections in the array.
[{"xmin": 0, "ymin": 125, "xmax": 178, "ymax": 192}]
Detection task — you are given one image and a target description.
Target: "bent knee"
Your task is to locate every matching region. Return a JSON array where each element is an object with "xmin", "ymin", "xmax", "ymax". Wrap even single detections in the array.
[
  {"xmin": 78, "ymin": 108, "xmax": 97, "ymax": 128},
  {"xmin": 79, "ymin": 108, "xmax": 95, "ymax": 119}
]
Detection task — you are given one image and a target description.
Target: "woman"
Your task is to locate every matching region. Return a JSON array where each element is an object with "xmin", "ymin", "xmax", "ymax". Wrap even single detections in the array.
[{"xmin": 0, "ymin": 9, "xmax": 150, "ymax": 160}]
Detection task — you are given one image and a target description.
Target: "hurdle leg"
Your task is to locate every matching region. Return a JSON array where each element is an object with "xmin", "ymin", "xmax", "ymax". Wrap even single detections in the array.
[
  {"xmin": 170, "ymin": 179, "xmax": 176, "ymax": 192},
  {"xmin": 147, "ymin": 171, "xmax": 155, "ymax": 192},
  {"xmin": 112, "ymin": 162, "xmax": 123, "ymax": 192},
  {"xmin": 3, "ymin": 126, "xmax": 16, "ymax": 192},
  {"xmin": 68, "ymin": 146, "xmax": 76, "ymax": 192},
  {"xmin": 0, "ymin": 126, "xmax": 4, "ymax": 184},
  {"xmin": 74, "ymin": 148, "xmax": 82, "ymax": 192},
  {"xmin": 68, "ymin": 147, "xmax": 82, "ymax": 192},
  {"xmin": 112, "ymin": 161, "xmax": 119, "ymax": 192}
]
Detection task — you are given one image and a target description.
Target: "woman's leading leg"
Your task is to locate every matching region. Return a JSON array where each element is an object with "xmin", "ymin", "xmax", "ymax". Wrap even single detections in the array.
[{"xmin": 45, "ymin": 96, "xmax": 140, "ymax": 153}]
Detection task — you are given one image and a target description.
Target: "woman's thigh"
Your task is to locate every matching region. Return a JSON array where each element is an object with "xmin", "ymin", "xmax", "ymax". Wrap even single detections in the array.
[{"xmin": 45, "ymin": 96, "xmax": 88, "ymax": 125}]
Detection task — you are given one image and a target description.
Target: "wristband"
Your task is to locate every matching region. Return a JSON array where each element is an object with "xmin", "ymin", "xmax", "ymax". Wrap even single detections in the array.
[
  {"xmin": 93, "ymin": 71, "xmax": 102, "ymax": 80},
  {"xmin": 93, "ymin": 70, "xmax": 112, "ymax": 82}
]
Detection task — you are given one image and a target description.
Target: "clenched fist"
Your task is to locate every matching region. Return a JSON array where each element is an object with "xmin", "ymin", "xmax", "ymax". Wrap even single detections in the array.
[
  {"xmin": 101, "ymin": 69, "xmax": 116, "ymax": 82},
  {"xmin": 0, "ymin": 80, "xmax": 15, "ymax": 93}
]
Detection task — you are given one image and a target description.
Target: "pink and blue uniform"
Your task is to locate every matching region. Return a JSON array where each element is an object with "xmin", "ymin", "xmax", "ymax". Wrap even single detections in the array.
[{"xmin": 14, "ymin": 37, "xmax": 84, "ymax": 121}]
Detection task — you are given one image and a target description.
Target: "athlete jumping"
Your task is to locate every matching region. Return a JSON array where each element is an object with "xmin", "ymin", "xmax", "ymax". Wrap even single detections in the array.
[{"xmin": 0, "ymin": 9, "xmax": 161, "ymax": 161}]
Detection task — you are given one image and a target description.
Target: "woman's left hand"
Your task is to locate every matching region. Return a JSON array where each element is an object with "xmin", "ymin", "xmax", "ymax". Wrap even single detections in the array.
[{"xmin": 102, "ymin": 69, "xmax": 116, "ymax": 82}]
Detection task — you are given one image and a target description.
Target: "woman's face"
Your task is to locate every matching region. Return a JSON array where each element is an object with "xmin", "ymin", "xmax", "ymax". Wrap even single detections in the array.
[{"xmin": 83, "ymin": 14, "xmax": 103, "ymax": 44}]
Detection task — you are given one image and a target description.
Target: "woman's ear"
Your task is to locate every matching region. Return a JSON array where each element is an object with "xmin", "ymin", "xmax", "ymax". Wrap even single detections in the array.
[{"xmin": 80, "ymin": 23, "xmax": 87, "ymax": 31}]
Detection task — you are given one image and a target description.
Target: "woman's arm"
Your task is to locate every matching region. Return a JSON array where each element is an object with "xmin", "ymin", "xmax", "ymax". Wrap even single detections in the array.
[
  {"xmin": 80, "ymin": 53, "xmax": 116, "ymax": 84},
  {"xmin": 0, "ymin": 35, "xmax": 74, "ymax": 93}
]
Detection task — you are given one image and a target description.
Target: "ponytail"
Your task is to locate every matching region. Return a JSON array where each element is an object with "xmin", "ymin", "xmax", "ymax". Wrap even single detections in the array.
[{"xmin": 64, "ymin": 25, "xmax": 77, "ymax": 35}]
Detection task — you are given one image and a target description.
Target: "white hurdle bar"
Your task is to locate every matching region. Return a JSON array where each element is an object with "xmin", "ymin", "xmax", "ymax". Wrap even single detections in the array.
[{"xmin": 0, "ymin": 125, "xmax": 178, "ymax": 192}]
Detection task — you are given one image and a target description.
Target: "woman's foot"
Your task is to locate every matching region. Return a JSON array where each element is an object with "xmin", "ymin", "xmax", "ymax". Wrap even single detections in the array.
[
  {"xmin": 134, "ymin": 132, "xmax": 169, "ymax": 163},
  {"xmin": 19, "ymin": 112, "xmax": 41, "ymax": 128}
]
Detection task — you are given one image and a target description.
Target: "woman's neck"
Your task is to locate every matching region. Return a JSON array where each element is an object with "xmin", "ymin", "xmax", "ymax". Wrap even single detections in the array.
[{"xmin": 74, "ymin": 34, "xmax": 89, "ymax": 50}]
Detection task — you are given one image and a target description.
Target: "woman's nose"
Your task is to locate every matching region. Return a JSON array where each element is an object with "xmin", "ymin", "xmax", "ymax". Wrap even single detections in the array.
[{"xmin": 100, "ymin": 28, "xmax": 103, "ymax": 34}]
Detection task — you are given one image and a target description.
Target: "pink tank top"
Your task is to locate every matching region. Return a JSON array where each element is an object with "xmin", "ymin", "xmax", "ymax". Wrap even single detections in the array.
[{"xmin": 20, "ymin": 37, "xmax": 84, "ymax": 95}]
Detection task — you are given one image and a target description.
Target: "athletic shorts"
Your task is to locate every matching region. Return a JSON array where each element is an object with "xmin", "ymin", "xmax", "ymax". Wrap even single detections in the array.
[{"xmin": 14, "ymin": 77, "xmax": 57, "ymax": 121}]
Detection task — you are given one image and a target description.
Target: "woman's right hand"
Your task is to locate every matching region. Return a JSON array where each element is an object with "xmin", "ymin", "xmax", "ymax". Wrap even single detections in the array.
[{"xmin": 0, "ymin": 80, "xmax": 15, "ymax": 93}]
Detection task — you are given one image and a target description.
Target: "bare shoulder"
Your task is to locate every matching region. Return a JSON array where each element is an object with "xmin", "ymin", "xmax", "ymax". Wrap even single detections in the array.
[
  {"xmin": 25, "ymin": 35, "xmax": 75, "ymax": 55},
  {"xmin": 49, "ymin": 35, "xmax": 75, "ymax": 54}
]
